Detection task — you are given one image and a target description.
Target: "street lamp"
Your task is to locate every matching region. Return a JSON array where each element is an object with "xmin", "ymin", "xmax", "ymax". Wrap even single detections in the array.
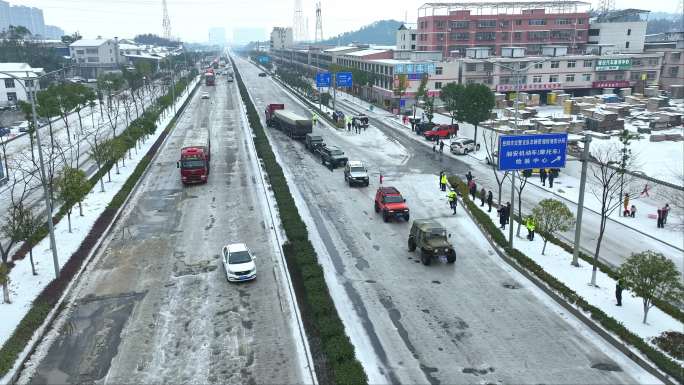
[
  {"xmin": 0, "ymin": 66, "xmax": 73, "ymax": 278},
  {"xmin": 487, "ymin": 56, "xmax": 550, "ymax": 248}
]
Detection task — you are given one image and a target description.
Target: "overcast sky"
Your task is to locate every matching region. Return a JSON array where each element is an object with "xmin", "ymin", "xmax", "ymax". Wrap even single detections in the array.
[{"xmin": 11, "ymin": 0, "xmax": 678, "ymax": 43}]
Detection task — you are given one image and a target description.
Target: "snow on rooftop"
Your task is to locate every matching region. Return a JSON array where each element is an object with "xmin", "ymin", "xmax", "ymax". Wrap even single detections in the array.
[
  {"xmin": 324, "ymin": 46, "xmax": 359, "ymax": 52},
  {"xmin": 345, "ymin": 49, "xmax": 390, "ymax": 57},
  {"xmin": 69, "ymin": 39, "xmax": 110, "ymax": 47},
  {"xmin": 0, "ymin": 63, "xmax": 44, "ymax": 77}
]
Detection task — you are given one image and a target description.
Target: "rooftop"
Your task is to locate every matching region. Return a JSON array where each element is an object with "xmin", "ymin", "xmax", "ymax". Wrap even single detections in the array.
[
  {"xmin": 70, "ymin": 39, "xmax": 110, "ymax": 47},
  {"xmin": 418, "ymin": 1, "xmax": 590, "ymax": 16},
  {"xmin": 0, "ymin": 63, "xmax": 44, "ymax": 77},
  {"xmin": 345, "ymin": 49, "xmax": 390, "ymax": 57},
  {"xmin": 323, "ymin": 46, "xmax": 360, "ymax": 53}
]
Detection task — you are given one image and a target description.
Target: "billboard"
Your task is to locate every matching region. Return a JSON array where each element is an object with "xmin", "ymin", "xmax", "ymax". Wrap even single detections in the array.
[
  {"xmin": 498, "ymin": 133, "xmax": 568, "ymax": 171},
  {"xmin": 595, "ymin": 58, "xmax": 632, "ymax": 71}
]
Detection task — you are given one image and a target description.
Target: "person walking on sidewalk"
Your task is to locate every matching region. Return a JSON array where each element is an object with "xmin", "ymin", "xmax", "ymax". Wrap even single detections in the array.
[
  {"xmin": 447, "ymin": 189, "xmax": 458, "ymax": 215},
  {"xmin": 439, "ymin": 140, "xmax": 445, "ymax": 154},
  {"xmin": 663, "ymin": 203, "xmax": 670, "ymax": 224},
  {"xmin": 657, "ymin": 207, "xmax": 664, "ymax": 228},
  {"xmin": 525, "ymin": 216, "xmax": 536, "ymax": 241},
  {"xmin": 540, "ymin": 168, "xmax": 548, "ymax": 186},
  {"xmin": 312, "ymin": 113, "xmax": 319, "ymax": 126},
  {"xmin": 466, "ymin": 171, "xmax": 473, "ymax": 183},
  {"xmin": 548, "ymin": 169, "xmax": 556, "ymax": 188},
  {"xmin": 616, "ymin": 278, "xmax": 624, "ymax": 306},
  {"xmin": 479, "ymin": 187, "xmax": 486, "ymax": 207},
  {"xmin": 440, "ymin": 173, "xmax": 448, "ymax": 192},
  {"xmin": 630, "ymin": 204, "xmax": 636, "ymax": 218},
  {"xmin": 469, "ymin": 180, "xmax": 477, "ymax": 201},
  {"xmin": 622, "ymin": 193, "xmax": 630, "ymax": 217},
  {"xmin": 486, "ymin": 190, "xmax": 493, "ymax": 212},
  {"xmin": 498, "ymin": 203, "xmax": 510, "ymax": 230},
  {"xmin": 347, "ymin": 117, "xmax": 352, "ymax": 132}
]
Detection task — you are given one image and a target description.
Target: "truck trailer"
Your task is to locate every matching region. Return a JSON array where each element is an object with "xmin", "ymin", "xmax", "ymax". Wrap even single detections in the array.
[{"xmin": 271, "ymin": 110, "xmax": 312, "ymax": 139}]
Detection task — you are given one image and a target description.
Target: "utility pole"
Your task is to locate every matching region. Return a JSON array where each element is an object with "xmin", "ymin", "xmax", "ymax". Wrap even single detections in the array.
[
  {"xmin": 508, "ymin": 67, "xmax": 522, "ymax": 248},
  {"xmin": 572, "ymin": 135, "xmax": 591, "ymax": 267}
]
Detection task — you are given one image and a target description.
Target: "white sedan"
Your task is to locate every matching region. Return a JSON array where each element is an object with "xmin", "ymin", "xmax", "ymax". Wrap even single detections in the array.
[
  {"xmin": 201, "ymin": 92, "xmax": 210, "ymax": 99},
  {"xmin": 222, "ymin": 243, "xmax": 257, "ymax": 282}
]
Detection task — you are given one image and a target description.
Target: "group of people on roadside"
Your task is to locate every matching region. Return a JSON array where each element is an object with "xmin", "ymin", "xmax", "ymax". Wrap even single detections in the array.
[{"xmin": 622, "ymin": 193, "xmax": 672, "ymax": 228}]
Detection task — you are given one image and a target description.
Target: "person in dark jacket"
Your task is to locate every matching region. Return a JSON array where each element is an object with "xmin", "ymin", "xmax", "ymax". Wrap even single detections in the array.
[
  {"xmin": 479, "ymin": 187, "xmax": 486, "ymax": 206},
  {"xmin": 466, "ymin": 171, "xmax": 473, "ymax": 182},
  {"xmin": 439, "ymin": 140, "xmax": 445, "ymax": 153},
  {"xmin": 498, "ymin": 202, "xmax": 510, "ymax": 229},
  {"xmin": 657, "ymin": 207, "xmax": 664, "ymax": 228},
  {"xmin": 540, "ymin": 168, "xmax": 547, "ymax": 186},
  {"xmin": 486, "ymin": 190, "xmax": 493, "ymax": 212},
  {"xmin": 548, "ymin": 169, "xmax": 557, "ymax": 188},
  {"xmin": 616, "ymin": 278, "xmax": 624, "ymax": 306},
  {"xmin": 663, "ymin": 203, "xmax": 671, "ymax": 224}
]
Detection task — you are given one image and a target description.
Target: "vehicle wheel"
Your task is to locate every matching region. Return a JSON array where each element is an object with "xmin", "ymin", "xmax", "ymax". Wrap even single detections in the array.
[
  {"xmin": 374, "ymin": 203, "xmax": 380, "ymax": 213},
  {"xmin": 364, "ymin": 181, "xmax": 369, "ymax": 187},
  {"xmin": 404, "ymin": 214, "xmax": 410, "ymax": 222},
  {"xmin": 421, "ymin": 250, "xmax": 431, "ymax": 266},
  {"xmin": 447, "ymin": 251, "xmax": 456, "ymax": 264},
  {"xmin": 348, "ymin": 179, "xmax": 353, "ymax": 187},
  {"xmin": 322, "ymin": 158, "xmax": 326, "ymax": 165},
  {"xmin": 408, "ymin": 238, "xmax": 416, "ymax": 252},
  {"xmin": 382, "ymin": 212, "xmax": 389, "ymax": 223}
]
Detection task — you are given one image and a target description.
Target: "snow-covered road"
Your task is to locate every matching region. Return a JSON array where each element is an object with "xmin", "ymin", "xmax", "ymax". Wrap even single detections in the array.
[
  {"xmin": 235, "ymin": 57, "xmax": 660, "ymax": 384},
  {"xmin": 22, "ymin": 75, "xmax": 306, "ymax": 384}
]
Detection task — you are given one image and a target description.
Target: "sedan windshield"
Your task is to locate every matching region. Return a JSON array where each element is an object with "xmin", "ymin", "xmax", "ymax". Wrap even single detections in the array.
[
  {"xmin": 384, "ymin": 195, "xmax": 404, "ymax": 203},
  {"xmin": 229, "ymin": 250, "xmax": 252, "ymax": 264},
  {"xmin": 351, "ymin": 167, "xmax": 365, "ymax": 173},
  {"xmin": 330, "ymin": 150, "xmax": 344, "ymax": 156},
  {"xmin": 181, "ymin": 160, "xmax": 205, "ymax": 169}
]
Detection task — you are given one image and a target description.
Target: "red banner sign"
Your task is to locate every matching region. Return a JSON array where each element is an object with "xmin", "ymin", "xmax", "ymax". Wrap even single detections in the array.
[
  {"xmin": 496, "ymin": 83, "xmax": 562, "ymax": 92},
  {"xmin": 592, "ymin": 81, "xmax": 630, "ymax": 88}
]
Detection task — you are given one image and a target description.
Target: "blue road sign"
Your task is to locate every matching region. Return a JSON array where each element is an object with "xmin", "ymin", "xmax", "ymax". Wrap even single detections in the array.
[
  {"xmin": 336, "ymin": 72, "xmax": 353, "ymax": 87},
  {"xmin": 258, "ymin": 55, "xmax": 270, "ymax": 64},
  {"xmin": 399, "ymin": 99, "xmax": 406, "ymax": 107},
  {"xmin": 498, "ymin": 133, "xmax": 568, "ymax": 171},
  {"xmin": 316, "ymin": 72, "xmax": 331, "ymax": 87}
]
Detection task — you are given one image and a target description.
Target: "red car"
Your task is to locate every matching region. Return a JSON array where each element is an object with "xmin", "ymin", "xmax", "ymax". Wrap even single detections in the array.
[
  {"xmin": 423, "ymin": 124, "xmax": 458, "ymax": 141},
  {"xmin": 374, "ymin": 187, "xmax": 410, "ymax": 222}
]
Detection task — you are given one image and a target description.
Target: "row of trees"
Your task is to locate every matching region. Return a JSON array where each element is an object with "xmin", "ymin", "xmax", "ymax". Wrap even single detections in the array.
[{"xmin": 0, "ymin": 63, "xmax": 184, "ymax": 303}]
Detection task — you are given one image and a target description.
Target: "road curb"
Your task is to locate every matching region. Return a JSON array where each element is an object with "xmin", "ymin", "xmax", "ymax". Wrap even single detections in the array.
[
  {"xmin": 447, "ymin": 181, "xmax": 676, "ymax": 385},
  {"xmin": 3, "ymin": 78, "xmax": 201, "ymax": 385}
]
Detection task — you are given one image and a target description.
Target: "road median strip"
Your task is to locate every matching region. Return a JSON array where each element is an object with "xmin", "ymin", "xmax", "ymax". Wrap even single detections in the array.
[
  {"xmin": 448, "ymin": 175, "xmax": 683, "ymax": 384},
  {"xmin": 0, "ymin": 73, "xmax": 200, "ymax": 380},
  {"xmin": 233, "ymin": 58, "xmax": 368, "ymax": 385}
]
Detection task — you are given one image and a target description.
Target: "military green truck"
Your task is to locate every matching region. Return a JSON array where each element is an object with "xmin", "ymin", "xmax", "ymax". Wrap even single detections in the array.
[{"xmin": 407, "ymin": 219, "xmax": 456, "ymax": 265}]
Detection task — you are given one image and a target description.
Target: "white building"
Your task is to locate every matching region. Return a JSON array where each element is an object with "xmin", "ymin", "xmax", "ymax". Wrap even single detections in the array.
[
  {"xmin": 0, "ymin": 63, "xmax": 44, "ymax": 107},
  {"xmin": 587, "ymin": 9, "xmax": 649, "ymax": 54},
  {"xmin": 270, "ymin": 27, "xmax": 293, "ymax": 50},
  {"xmin": 396, "ymin": 23, "xmax": 417, "ymax": 51},
  {"xmin": 69, "ymin": 38, "xmax": 121, "ymax": 79}
]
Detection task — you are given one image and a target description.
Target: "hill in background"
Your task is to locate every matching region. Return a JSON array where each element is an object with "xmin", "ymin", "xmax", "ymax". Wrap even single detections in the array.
[{"xmin": 321, "ymin": 20, "xmax": 403, "ymax": 46}]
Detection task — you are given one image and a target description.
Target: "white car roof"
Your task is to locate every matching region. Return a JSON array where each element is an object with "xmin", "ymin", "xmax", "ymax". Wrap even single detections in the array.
[
  {"xmin": 348, "ymin": 160, "xmax": 364, "ymax": 167},
  {"xmin": 226, "ymin": 243, "xmax": 248, "ymax": 253}
]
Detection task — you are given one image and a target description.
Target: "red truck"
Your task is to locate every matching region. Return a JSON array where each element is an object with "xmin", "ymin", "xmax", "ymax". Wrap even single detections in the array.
[
  {"xmin": 265, "ymin": 103, "xmax": 285, "ymax": 125},
  {"xmin": 178, "ymin": 129, "xmax": 211, "ymax": 185},
  {"xmin": 205, "ymin": 71, "xmax": 215, "ymax": 86},
  {"xmin": 374, "ymin": 187, "xmax": 410, "ymax": 222},
  {"xmin": 423, "ymin": 124, "xmax": 458, "ymax": 141}
]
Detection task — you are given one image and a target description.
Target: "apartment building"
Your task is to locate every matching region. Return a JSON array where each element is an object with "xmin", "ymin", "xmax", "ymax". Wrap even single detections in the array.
[
  {"xmin": 69, "ymin": 38, "xmax": 121, "ymax": 79},
  {"xmin": 270, "ymin": 27, "xmax": 293, "ymax": 50},
  {"xmin": 587, "ymin": 9, "xmax": 649, "ymax": 54},
  {"xmin": 415, "ymin": 1, "xmax": 590, "ymax": 57},
  {"xmin": 0, "ymin": 63, "xmax": 44, "ymax": 106},
  {"xmin": 397, "ymin": 23, "xmax": 417, "ymax": 51},
  {"xmin": 644, "ymin": 31, "xmax": 684, "ymax": 96}
]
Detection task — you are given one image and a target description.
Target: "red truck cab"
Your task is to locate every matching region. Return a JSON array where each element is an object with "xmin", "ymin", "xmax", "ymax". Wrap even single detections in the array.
[
  {"xmin": 265, "ymin": 103, "xmax": 285, "ymax": 126},
  {"xmin": 374, "ymin": 187, "xmax": 410, "ymax": 222},
  {"xmin": 423, "ymin": 124, "xmax": 458, "ymax": 141},
  {"xmin": 178, "ymin": 146, "xmax": 210, "ymax": 184}
]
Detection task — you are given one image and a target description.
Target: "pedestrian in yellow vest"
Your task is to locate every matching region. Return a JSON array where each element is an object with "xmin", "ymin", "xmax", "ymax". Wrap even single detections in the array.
[
  {"xmin": 526, "ymin": 216, "xmax": 536, "ymax": 241},
  {"xmin": 440, "ymin": 173, "xmax": 448, "ymax": 191}
]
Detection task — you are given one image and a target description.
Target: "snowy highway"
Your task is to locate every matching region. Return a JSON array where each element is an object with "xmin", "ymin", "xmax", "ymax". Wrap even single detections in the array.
[
  {"xmin": 234, "ymin": 57, "xmax": 660, "ymax": 384},
  {"xmin": 23, "ymin": 74, "xmax": 307, "ymax": 384}
]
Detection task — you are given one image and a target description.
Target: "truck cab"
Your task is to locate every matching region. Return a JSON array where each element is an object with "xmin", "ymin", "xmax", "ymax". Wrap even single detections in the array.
[
  {"xmin": 305, "ymin": 133, "xmax": 324, "ymax": 152},
  {"xmin": 265, "ymin": 103, "xmax": 285, "ymax": 126},
  {"xmin": 374, "ymin": 186, "xmax": 409, "ymax": 222},
  {"xmin": 178, "ymin": 146, "xmax": 210, "ymax": 184}
]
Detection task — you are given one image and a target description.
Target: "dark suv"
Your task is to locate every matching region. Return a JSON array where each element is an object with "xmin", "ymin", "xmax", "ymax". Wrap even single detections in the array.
[
  {"xmin": 305, "ymin": 133, "xmax": 324, "ymax": 153},
  {"xmin": 408, "ymin": 219, "xmax": 456, "ymax": 265},
  {"xmin": 320, "ymin": 145, "xmax": 348, "ymax": 169},
  {"xmin": 374, "ymin": 186, "xmax": 410, "ymax": 222}
]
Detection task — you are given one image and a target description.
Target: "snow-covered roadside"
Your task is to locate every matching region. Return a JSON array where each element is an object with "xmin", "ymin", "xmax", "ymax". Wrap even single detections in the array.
[
  {"xmin": 480, "ymin": 205, "xmax": 682, "ymax": 362},
  {"xmin": 336, "ymin": 93, "xmax": 684, "ymax": 254},
  {"xmin": 0, "ymin": 77, "xmax": 200, "ymax": 377}
]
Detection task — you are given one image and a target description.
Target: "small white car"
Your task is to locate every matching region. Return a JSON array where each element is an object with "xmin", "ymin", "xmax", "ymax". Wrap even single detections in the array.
[
  {"xmin": 201, "ymin": 92, "xmax": 210, "ymax": 99},
  {"xmin": 450, "ymin": 137, "xmax": 476, "ymax": 155},
  {"xmin": 222, "ymin": 243, "xmax": 257, "ymax": 282}
]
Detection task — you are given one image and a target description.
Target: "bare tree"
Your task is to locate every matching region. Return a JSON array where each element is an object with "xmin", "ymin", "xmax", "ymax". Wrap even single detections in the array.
[
  {"xmin": 85, "ymin": 120, "xmax": 109, "ymax": 192},
  {"xmin": 18, "ymin": 205, "xmax": 41, "ymax": 276},
  {"xmin": 482, "ymin": 128, "xmax": 509, "ymax": 207},
  {"xmin": 0, "ymin": 166, "xmax": 35, "ymax": 303},
  {"xmin": 589, "ymin": 144, "xmax": 638, "ymax": 286}
]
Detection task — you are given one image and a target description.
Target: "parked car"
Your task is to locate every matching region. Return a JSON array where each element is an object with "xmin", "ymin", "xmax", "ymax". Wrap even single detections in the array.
[
  {"xmin": 319, "ymin": 145, "xmax": 348, "ymax": 169},
  {"xmin": 450, "ymin": 138, "xmax": 476, "ymax": 155},
  {"xmin": 258, "ymin": 72, "xmax": 268, "ymax": 77},
  {"xmin": 423, "ymin": 124, "xmax": 458, "ymax": 141},
  {"xmin": 201, "ymin": 92, "xmax": 210, "ymax": 99},
  {"xmin": 0, "ymin": 127, "xmax": 10, "ymax": 137},
  {"xmin": 344, "ymin": 160, "xmax": 369, "ymax": 187},
  {"xmin": 12, "ymin": 121, "xmax": 29, "ymax": 132},
  {"xmin": 221, "ymin": 243, "xmax": 257, "ymax": 282}
]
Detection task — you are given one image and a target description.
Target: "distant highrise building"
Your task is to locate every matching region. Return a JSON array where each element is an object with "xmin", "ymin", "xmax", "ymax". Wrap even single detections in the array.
[
  {"xmin": 44, "ymin": 25, "xmax": 64, "ymax": 39},
  {"xmin": 0, "ymin": 1, "xmax": 10, "ymax": 32},
  {"xmin": 208, "ymin": 27, "xmax": 226, "ymax": 46},
  {"xmin": 9, "ymin": 5, "xmax": 45, "ymax": 36}
]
